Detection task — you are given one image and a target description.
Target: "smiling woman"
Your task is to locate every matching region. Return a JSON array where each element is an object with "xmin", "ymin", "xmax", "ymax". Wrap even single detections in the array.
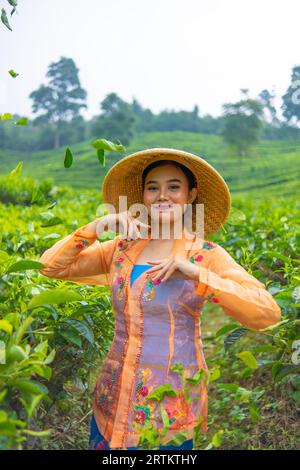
[
  {"xmin": 38, "ymin": 147, "xmax": 281, "ymax": 450},
  {"xmin": 141, "ymin": 159, "xmax": 198, "ymax": 236}
]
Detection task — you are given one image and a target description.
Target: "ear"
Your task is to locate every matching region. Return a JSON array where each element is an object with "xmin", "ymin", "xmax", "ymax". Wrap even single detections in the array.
[{"xmin": 188, "ymin": 187, "xmax": 198, "ymax": 204}]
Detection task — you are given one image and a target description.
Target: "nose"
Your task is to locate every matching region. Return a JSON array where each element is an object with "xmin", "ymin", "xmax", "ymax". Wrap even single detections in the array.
[{"xmin": 157, "ymin": 187, "xmax": 169, "ymax": 201}]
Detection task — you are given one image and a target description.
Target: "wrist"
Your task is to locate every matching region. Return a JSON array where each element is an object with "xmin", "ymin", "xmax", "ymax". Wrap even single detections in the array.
[
  {"xmin": 182, "ymin": 259, "xmax": 201, "ymax": 281},
  {"xmin": 191, "ymin": 264, "xmax": 201, "ymax": 281}
]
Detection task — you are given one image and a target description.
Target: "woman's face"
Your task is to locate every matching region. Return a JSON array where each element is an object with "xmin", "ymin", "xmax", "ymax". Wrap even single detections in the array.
[{"xmin": 143, "ymin": 164, "xmax": 197, "ymax": 229}]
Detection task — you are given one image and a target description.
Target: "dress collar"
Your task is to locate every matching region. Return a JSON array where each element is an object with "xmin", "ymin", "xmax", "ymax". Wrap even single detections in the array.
[{"xmin": 122, "ymin": 226, "xmax": 202, "ymax": 264}]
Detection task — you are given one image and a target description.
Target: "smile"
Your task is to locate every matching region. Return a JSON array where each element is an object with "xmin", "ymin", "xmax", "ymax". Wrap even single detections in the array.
[{"xmin": 153, "ymin": 204, "xmax": 174, "ymax": 211}]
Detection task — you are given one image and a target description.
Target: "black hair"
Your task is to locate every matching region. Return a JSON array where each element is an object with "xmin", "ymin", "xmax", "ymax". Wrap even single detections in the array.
[{"xmin": 141, "ymin": 159, "xmax": 197, "ymax": 191}]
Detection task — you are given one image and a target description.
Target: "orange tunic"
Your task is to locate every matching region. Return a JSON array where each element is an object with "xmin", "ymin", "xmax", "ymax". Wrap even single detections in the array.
[{"xmin": 38, "ymin": 224, "xmax": 281, "ymax": 449}]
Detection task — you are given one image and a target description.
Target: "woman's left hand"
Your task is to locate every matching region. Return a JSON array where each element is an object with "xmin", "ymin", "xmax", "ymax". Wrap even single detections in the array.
[{"xmin": 146, "ymin": 254, "xmax": 200, "ymax": 283}]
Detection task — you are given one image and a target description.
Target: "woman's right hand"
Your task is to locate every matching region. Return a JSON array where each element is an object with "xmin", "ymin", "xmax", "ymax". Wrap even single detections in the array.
[{"xmin": 86, "ymin": 211, "xmax": 150, "ymax": 241}]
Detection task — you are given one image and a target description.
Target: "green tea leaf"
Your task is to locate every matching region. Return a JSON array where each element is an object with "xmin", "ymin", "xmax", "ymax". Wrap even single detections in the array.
[
  {"xmin": 7, "ymin": 260, "xmax": 45, "ymax": 273},
  {"xmin": 58, "ymin": 328, "xmax": 82, "ymax": 347},
  {"xmin": 97, "ymin": 148, "xmax": 105, "ymax": 166},
  {"xmin": 91, "ymin": 138, "xmax": 125, "ymax": 152},
  {"xmin": 22, "ymin": 429, "xmax": 51, "ymax": 437},
  {"xmin": 28, "ymin": 289, "xmax": 82, "ymax": 309},
  {"xmin": 13, "ymin": 379, "xmax": 48, "ymax": 396},
  {"xmin": 15, "ymin": 117, "xmax": 28, "ymax": 126},
  {"xmin": 215, "ymin": 323, "xmax": 240, "ymax": 338},
  {"xmin": 64, "ymin": 147, "xmax": 73, "ymax": 168},
  {"xmin": 0, "ymin": 319, "xmax": 13, "ymax": 334},
  {"xmin": 8, "ymin": 69, "xmax": 18, "ymax": 77},
  {"xmin": 9, "ymin": 161, "xmax": 23, "ymax": 178},
  {"xmin": 224, "ymin": 328, "xmax": 248, "ymax": 351},
  {"xmin": 40, "ymin": 212, "xmax": 63, "ymax": 227},
  {"xmin": 63, "ymin": 318, "xmax": 94, "ymax": 344},
  {"xmin": 236, "ymin": 351, "xmax": 258, "ymax": 370},
  {"xmin": 146, "ymin": 384, "xmax": 178, "ymax": 401},
  {"xmin": 211, "ymin": 430, "xmax": 224, "ymax": 448},
  {"xmin": 1, "ymin": 8, "xmax": 12, "ymax": 31},
  {"xmin": 1, "ymin": 112, "xmax": 13, "ymax": 120}
]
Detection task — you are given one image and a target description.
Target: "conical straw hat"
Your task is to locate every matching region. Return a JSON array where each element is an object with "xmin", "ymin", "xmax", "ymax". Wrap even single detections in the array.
[{"xmin": 102, "ymin": 147, "xmax": 231, "ymax": 238}]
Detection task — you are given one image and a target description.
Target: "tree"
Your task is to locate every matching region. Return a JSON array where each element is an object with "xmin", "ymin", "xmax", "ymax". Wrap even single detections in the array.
[
  {"xmin": 258, "ymin": 89, "xmax": 283, "ymax": 140},
  {"xmin": 281, "ymin": 65, "xmax": 300, "ymax": 128},
  {"xmin": 29, "ymin": 57, "xmax": 87, "ymax": 149},
  {"xmin": 258, "ymin": 89, "xmax": 279, "ymax": 126},
  {"xmin": 221, "ymin": 91, "xmax": 264, "ymax": 158},
  {"xmin": 90, "ymin": 93, "xmax": 136, "ymax": 146}
]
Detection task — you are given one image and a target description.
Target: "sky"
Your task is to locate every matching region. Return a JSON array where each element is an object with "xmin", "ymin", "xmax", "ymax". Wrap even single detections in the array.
[{"xmin": 0, "ymin": 0, "xmax": 299, "ymax": 121}]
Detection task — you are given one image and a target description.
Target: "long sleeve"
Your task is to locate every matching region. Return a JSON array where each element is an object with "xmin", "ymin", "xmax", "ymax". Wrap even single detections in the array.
[
  {"xmin": 38, "ymin": 224, "xmax": 120, "ymax": 287},
  {"xmin": 195, "ymin": 244, "xmax": 281, "ymax": 333}
]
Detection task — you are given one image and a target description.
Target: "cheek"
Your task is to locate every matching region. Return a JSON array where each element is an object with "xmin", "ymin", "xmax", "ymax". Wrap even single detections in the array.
[
  {"xmin": 172, "ymin": 190, "xmax": 189, "ymax": 204},
  {"xmin": 143, "ymin": 191, "xmax": 155, "ymax": 204}
]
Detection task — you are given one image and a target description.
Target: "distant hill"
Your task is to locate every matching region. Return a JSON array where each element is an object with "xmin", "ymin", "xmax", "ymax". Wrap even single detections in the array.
[{"xmin": 0, "ymin": 131, "xmax": 299, "ymax": 199}]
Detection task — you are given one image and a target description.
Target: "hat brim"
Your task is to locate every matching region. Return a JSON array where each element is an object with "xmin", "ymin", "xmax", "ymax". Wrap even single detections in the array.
[{"xmin": 102, "ymin": 147, "xmax": 231, "ymax": 238}]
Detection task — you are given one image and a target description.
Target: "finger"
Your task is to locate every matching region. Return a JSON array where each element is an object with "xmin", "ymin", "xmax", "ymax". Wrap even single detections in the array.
[
  {"xmin": 147, "ymin": 264, "xmax": 164, "ymax": 273},
  {"xmin": 133, "ymin": 220, "xmax": 143, "ymax": 239},
  {"xmin": 127, "ymin": 221, "xmax": 135, "ymax": 241},
  {"xmin": 157, "ymin": 262, "xmax": 175, "ymax": 282},
  {"xmin": 147, "ymin": 258, "xmax": 167, "ymax": 264},
  {"xmin": 124, "ymin": 216, "xmax": 137, "ymax": 240},
  {"xmin": 126, "ymin": 213, "xmax": 136, "ymax": 235},
  {"xmin": 133, "ymin": 221, "xmax": 149, "ymax": 238},
  {"xmin": 130, "ymin": 221, "xmax": 142, "ymax": 240},
  {"xmin": 146, "ymin": 260, "xmax": 167, "ymax": 272},
  {"xmin": 160, "ymin": 267, "xmax": 175, "ymax": 282},
  {"xmin": 151, "ymin": 265, "xmax": 169, "ymax": 281},
  {"xmin": 147, "ymin": 258, "xmax": 170, "ymax": 272},
  {"xmin": 119, "ymin": 215, "xmax": 129, "ymax": 237},
  {"xmin": 151, "ymin": 260, "xmax": 172, "ymax": 280}
]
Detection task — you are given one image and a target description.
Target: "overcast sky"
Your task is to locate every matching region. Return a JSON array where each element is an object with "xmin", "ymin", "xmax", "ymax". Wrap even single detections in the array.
[{"xmin": 1, "ymin": 0, "xmax": 299, "ymax": 120}]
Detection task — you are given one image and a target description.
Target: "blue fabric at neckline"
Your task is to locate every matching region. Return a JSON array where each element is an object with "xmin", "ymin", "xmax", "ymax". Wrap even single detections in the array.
[{"xmin": 130, "ymin": 264, "xmax": 151, "ymax": 287}]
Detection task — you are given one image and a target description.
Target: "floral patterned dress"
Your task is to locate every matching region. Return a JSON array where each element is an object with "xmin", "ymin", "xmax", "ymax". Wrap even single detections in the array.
[{"xmin": 38, "ymin": 224, "xmax": 281, "ymax": 450}]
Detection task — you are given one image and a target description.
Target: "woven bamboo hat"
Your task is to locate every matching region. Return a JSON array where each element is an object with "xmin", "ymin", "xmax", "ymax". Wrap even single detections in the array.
[{"xmin": 102, "ymin": 147, "xmax": 231, "ymax": 238}]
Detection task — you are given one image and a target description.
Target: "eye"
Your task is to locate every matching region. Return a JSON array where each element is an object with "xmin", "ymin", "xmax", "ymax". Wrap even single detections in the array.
[
  {"xmin": 147, "ymin": 186, "xmax": 158, "ymax": 191},
  {"xmin": 169, "ymin": 185, "xmax": 180, "ymax": 190}
]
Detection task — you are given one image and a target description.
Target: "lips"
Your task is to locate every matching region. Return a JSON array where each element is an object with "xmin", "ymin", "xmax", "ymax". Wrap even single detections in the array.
[{"xmin": 154, "ymin": 204, "xmax": 173, "ymax": 209}]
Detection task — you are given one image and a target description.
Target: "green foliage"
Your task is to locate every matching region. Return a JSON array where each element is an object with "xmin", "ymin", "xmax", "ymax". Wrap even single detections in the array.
[
  {"xmin": 64, "ymin": 138, "xmax": 126, "ymax": 170},
  {"xmin": 221, "ymin": 93, "xmax": 264, "ymax": 157},
  {"xmin": 29, "ymin": 57, "xmax": 87, "ymax": 149},
  {"xmin": 0, "ymin": 163, "xmax": 53, "ymax": 206},
  {"xmin": 1, "ymin": 131, "xmax": 300, "ymax": 198},
  {"xmin": 0, "ymin": 159, "xmax": 299, "ymax": 449},
  {"xmin": 282, "ymin": 65, "xmax": 300, "ymax": 125},
  {"xmin": 90, "ymin": 93, "xmax": 136, "ymax": 147}
]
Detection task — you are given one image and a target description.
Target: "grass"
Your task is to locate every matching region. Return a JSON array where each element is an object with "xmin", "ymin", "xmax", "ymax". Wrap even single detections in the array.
[{"xmin": 1, "ymin": 131, "xmax": 300, "ymax": 198}]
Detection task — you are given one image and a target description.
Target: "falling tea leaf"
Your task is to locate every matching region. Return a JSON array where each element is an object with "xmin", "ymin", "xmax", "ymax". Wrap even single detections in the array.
[
  {"xmin": 1, "ymin": 9, "xmax": 12, "ymax": 31},
  {"xmin": 64, "ymin": 147, "xmax": 73, "ymax": 168},
  {"xmin": 15, "ymin": 117, "xmax": 28, "ymax": 126},
  {"xmin": 97, "ymin": 148, "xmax": 105, "ymax": 166},
  {"xmin": 1, "ymin": 113, "xmax": 13, "ymax": 121},
  {"xmin": 8, "ymin": 69, "xmax": 18, "ymax": 77}
]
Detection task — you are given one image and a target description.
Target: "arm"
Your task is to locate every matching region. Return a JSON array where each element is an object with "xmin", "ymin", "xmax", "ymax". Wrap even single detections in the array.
[
  {"xmin": 38, "ymin": 223, "xmax": 120, "ymax": 287},
  {"xmin": 195, "ymin": 244, "xmax": 281, "ymax": 333}
]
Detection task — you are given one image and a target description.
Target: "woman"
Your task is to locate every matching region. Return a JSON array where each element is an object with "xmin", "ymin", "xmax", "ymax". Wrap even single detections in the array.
[{"xmin": 38, "ymin": 147, "xmax": 281, "ymax": 450}]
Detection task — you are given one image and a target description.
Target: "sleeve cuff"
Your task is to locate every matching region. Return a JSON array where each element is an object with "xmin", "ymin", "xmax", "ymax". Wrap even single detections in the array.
[{"xmin": 73, "ymin": 226, "xmax": 98, "ymax": 239}]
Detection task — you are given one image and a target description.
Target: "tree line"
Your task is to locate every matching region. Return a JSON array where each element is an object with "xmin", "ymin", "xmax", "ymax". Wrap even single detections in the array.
[{"xmin": 1, "ymin": 57, "xmax": 300, "ymax": 156}]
